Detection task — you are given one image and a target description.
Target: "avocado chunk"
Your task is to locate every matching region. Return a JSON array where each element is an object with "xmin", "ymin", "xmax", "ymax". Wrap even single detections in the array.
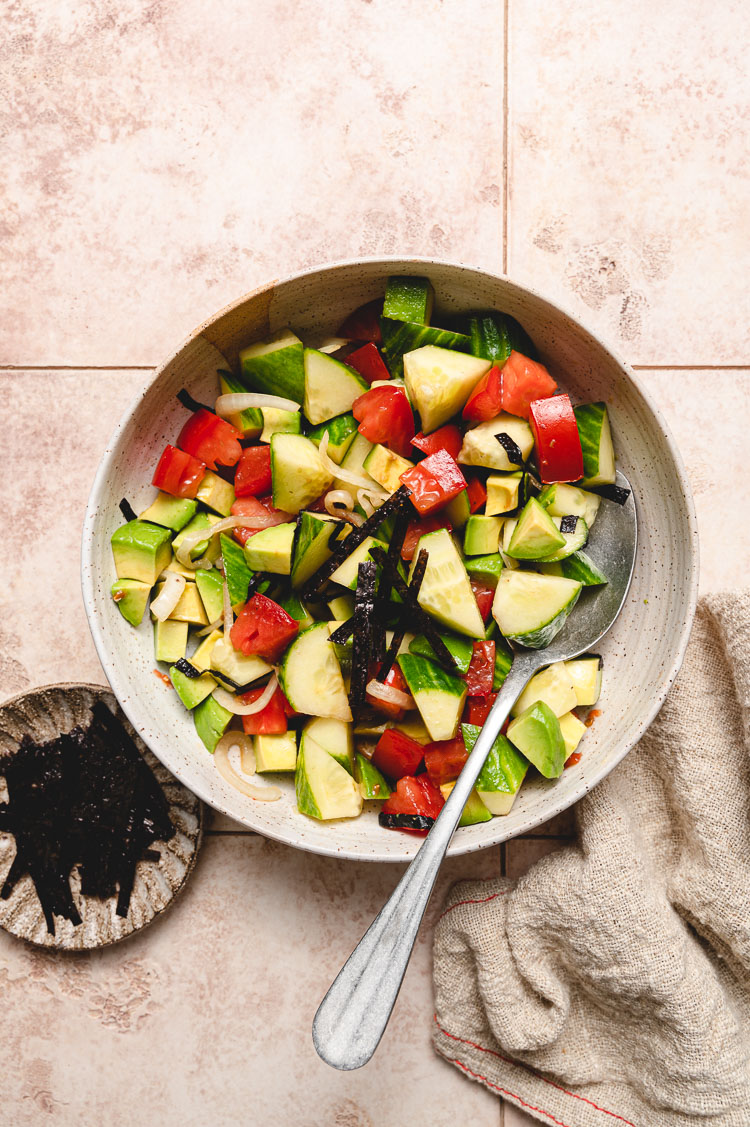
[
  {"xmin": 194, "ymin": 694, "xmax": 232, "ymax": 752},
  {"xmin": 239, "ymin": 329, "xmax": 305, "ymax": 404},
  {"xmin": 190, "ymin": 628, "xmax": 222, "ymax": 672},
  {"xmin": 463, "ymin": 514, "xmax": 502, "ymax": 556},
  {"xmin": 139, "ymin": 492, "xmax": 198, "ymax": 531},
  {"xmin": 565, "ymin": 655, "xmax": 602, "ymax": 706},
  {"xmin": 270, "ymin": 433, "xmax": 334, "ymax": 514},
  {"xmin": 254, "ymin": 731, "xmax": 297, "ymax": 772},
  {"xmin": 195, "ymin": 470, "xmax": 235, "ymax": 516},
  {"xmin": 485, "ymin": 472, "xmax": 523, "ymax": 516},
  {"xmin": 506, "ymin": 701, "xmax": 566, "ymax": 779},
  {"xmin": 243, "ymin": 522, "xmax": 295, "ymax": 574},
  {"xmin": 511, "ymin": 662, "xmax": 578, "ymax": 718},
  {"xmin": 355, "ymin": 753, "xmax": 392, "ymax": 800},
  {"xmin": 462, "ymin": 723, "xmax": 529, "ymax": 815},
  {"xmin": 439, "ymin": 780, "xmax": 493, "ymax": 825},
  {"xmin": 111, "ymin": 520, "xmax": 172, "ymax": 585},
  {"xmin": 153, "ymin": 618, "xmax": 189, "ymax": 663},
  {"xmin": 172, "ymin": 512, "xmax": 221, "ymax": 564},
  {"xmin": 151, "ymin": 581, "xmax": 208, "ymax": 625},
  {"xmin": 169, "ymin": 665, "xmax": 217, "ymax": 710},
  {"xmin": 506, "ymin": 498, "xmax": 565, "ymax": 560},
  {"xmin": 111, "ymin": 579, "xmax": 151, "ymax": 626},
  {"xmin": 464, "ymin": 554, "xmax": 504, "ymax": 587},
  {"xmin": 363, "ymin": 444, "xmax": 415, "ymax": 492},
  {"xmin": 403, "ymin": 345, "xmax": 490, "ymax": 433}
]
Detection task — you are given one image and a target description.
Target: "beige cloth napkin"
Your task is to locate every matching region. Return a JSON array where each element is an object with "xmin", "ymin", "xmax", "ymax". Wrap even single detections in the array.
[{"xmin": 432, "ymin": 592, "xmax": 750, "ymax": 1127}]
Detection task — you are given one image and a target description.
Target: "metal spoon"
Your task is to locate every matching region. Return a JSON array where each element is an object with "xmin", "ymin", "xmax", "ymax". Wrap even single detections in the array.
[{"xmin": 313, "ymin": 472, "xmax": 637, "ymax": 1071}]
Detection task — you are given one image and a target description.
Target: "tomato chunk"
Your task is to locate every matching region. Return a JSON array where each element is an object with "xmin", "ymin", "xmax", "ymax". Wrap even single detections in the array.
[
  {"xmin": 382, "ymin": 775, "xmax": 445, "ymax": 820},
  {"xmin": 345, "ymin": 342, "xmax": 391, "ymax": 384},
  {"xmin": 152, "ymin": 444, "xmax": 206, "ymax": 498},
  {"xmin": 470, "ymin": 577, "xmax": 495, "ymax": 622},
  {"xmin": 529, "ymin": 394, "xmax": 584, "ymax": 483},
  {"xmin": 463, "ymin": 693, "xmax": 498, "ymax": 726},
  {"xmin": 411, "ymin": 425, "xmax": 462, "ymax": 461},
  {"xmin": 372, "ymin": 730, "xmax": 425, "ymax": 781},
  {"xmin": 177, "ymin": 408, "xmax": 243, "ymax": 470},
  {"xmin": 234, "ymin": 446, "xmax": 272, "ymax": 497},
  {"xmin": 501, "ymin": 352, "xmax": 557, "ymax": 419},
  {"xmin": 230, "ymin": 496, "xmax": 292, "ymax": 546},
  {"xmin": 423, "ymin": 736, "xmax": 468, "ymax": 787},
  {"xmin": 463, "ymin": 365, "xmax": 502, "ymax": 423},
  {"xmin": 465, "ymin": 641, "xmax": 495, "ymax": 697},
  {"xmin": 365, "ymin": 663, "xmax": 411, "ymax": 719},
  {"xmin": 240, "ymin": 685, "xmax": 291, "ymax": 735},
  {"xmin": 338, "ymin": 299, "xmax": 383, "ymax": 343},
  {"xmin": 352, "ymin": 385, "xmax": 415, "ymax": 459},
  {"xmin": 400, "ymin": 514, "xmax": 453, "ymax": 561},
  {"xmin": 465, "ymin": 475, "xmax": 487, "ymax": 513},
  {"xmin": 230, "ymin": 593, "xmax": 300, "ymax": 663},
  {"xmin": 400, "ymin": 450, "xmax": 467, "ymax": 516}
]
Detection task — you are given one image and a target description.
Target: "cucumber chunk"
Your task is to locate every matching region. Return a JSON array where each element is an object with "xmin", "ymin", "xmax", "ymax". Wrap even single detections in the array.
[
  {"xmin": 538, "ymin": 550, "xmax": 608, "ymax": 587},
  {"xmin": 559, "ymin": 711, "xmax": 586, "ymax": 760},
  {"xmin": 464, "ymin": 310, "xmax": 538, "ymax": 365},
  {"xmin": 295, "ymin": 733, "xmax": 362, "ymax": 820},
  {"xmin": 397, "ymin": 653, "xmax": 467, "ymax": 741},
  {"xmin": 303, "ymin": 348, "xmax": 368, "ymax": 425},
  {"xmin": 355, "ymin": 754, "xmax": 392, "ymax": 800},
  {"xmin": 403, "ymin": 345, "xmax": 490, "ymax": 433},
  {"xmin": 409, "ymin": 527, "xmax": 485, "ymax": 639},
  {"xmin": 383, "ymin": 275, "xmax": 435, "ymax": 325},
  {"xmin": 270, "ymin": 433, "xmax": 334, "ymax": 514},
  {"xmin": 409, "ymin": 630, "xmax": 474, "ymax": 674},
  {"xmin": 260, "ymin": 407, "xmax": 301, "ymax": 443},
  {"xmin": 458, "ymin": 414, "xmax": 534, "ymax": 472},
  {"xmin": 574, "ymin": 402, "xmax": 616, "ymax": 486},
  {"xmin": 280, "ymin": 623, "xmax": 352, "ymax": 721},
  {"xmin": 380, "ymin": 320, "xmax": 473, "ymax": 379},
  {"xmin": 219, "ymin": 369, "xmax": 263, "ymax": 437},
  {"xmin": 302, "ymin": 716, "xmax": 354, "ymax": 775},
  {"xmin": 240, "ymin": 329, "xmax": 305, "ymax": 404},
  {"xmin": 210, "ymin": 637, "xmax": 272, "ymax": 687},
  {"xmin": 538, "ymin": 482, "xmax": 601, "ymax": 529},
  {"xmin": 537, "ymin": 516, "xmax": 589, "ymax": 563},
  {"xmin": 291, "ymin": 512, "xmax": 345, "ymax": 590},
  {"xmin": 307, "ymin": 413, "xmax": 359, "ymax": 465},
  {"xmin": 492, "ymin": 570, "xmax": 582, "ymax": 649},
  {"xmin": 220, "ymin": 533, "xmax": 255, "ymax": 608},
  {"xmin": 363, "ymin": 444, "xmax": 415, "ymax": 492},
  {"xmin": 330, "ymin": 536, "xmax": 387, "ymax": 591}
]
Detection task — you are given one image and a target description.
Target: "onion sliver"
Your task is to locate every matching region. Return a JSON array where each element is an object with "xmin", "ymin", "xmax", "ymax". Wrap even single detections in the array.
[
  {"xmin": 365, "ymin": 679, "xmax": 415, "ymax": 710},
  {"xmin": 325, "ymin": 489, "xmax": 364, "ymax": 526},
  {"xmin": 223, "ymin": 579, "xmax": 234, "ymax": 639},
  {"xmin": 215, "ymin": 392, "xmax": 300, "ymax": 417},
  {"xmin": 212, "ymin": 675, "xmax": 278, "ymax": 715},
  {"xmin": 214, "ymin": 736, "xmax": 280, "ymax": 801},
  {"xmin": 196, "ymin": 616, "xmax": 223, "ymax": 636},
  {"xmin": 215, "ymin": 731, "xmax": 256, "ymax": 774},
  {"xmin": 150, "ymin": 572, "xmax": 186, "ymax": 621},
  {"xmin": 318, "ymin": 433, "xmax": 374, "ymax": 491},
  {"xmin": 357, "ymin": 487, "xmax": 389, "ymax": 518},
  {"xmin": 175, "ymin": 515, "xmax": 257, "ymax": 567}
]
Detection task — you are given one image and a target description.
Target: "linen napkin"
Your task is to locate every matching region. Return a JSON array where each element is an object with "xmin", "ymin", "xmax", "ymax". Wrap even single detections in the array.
[{"xmin": 432, "ymin": 591, "xmax": 750, "ymax": 1127}]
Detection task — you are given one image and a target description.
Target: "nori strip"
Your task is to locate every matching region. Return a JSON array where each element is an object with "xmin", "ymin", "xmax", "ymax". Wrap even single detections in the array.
[
  {"xmin": 301, "ymin": 485, "xmax": 412, "ymax": 598},
  {"xmin": 0, "ymin": 699, "xmax": 176, "ymax": 934},
  {"xmin": 174, "ymin": 658, "xmax": 201, "ymax": 679},
  {"xmin": 376, "ymin": 630, "xmax": 405, "ymax": 683},
  {"xmin": 211, "ymin": 669, "xmax": 267, "ymax": 694},
  {"xmin": 378, "ymin": 813, "xmax": 435, "ymax": 832},
  {"xmin": 369, "ymin": 546, "xmax": 459, "ymax": 671},
  {"xmin": 349, "ymin": 561, "xmax": 378, "ymax": 708},
  {"xmin": 495, "ymin": 432, "xmax": 524, "ymax": 466},
  {"xmin": 560, "ymin": 514, "xmax": 579, "ymax": 534},
  {"xmin": 177, "ymin": 388, "xmax": 214, "ymax": 414},
  {"xmin": 329, "ymin": 618, "xmax": 356, "ymax": 645},
  {"xmin": 586, "ymin": 482, "xmax": 631, "ymax": 505},
  {"xmin": 119, "ymin": 498, "xmax": 137, "ymax": 522},
  {"xmin": 377, "ymin": 502, "xmax": 412, "ymax": 606}
]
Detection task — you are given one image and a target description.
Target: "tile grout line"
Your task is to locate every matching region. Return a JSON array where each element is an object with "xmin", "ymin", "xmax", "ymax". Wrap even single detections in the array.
[{"xmin": 502, "ymin": 0, "xmax": 509, "ymax": 275}]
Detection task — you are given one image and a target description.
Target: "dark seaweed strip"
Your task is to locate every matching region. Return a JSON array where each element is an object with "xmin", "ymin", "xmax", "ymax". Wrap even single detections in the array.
[
  {"xmin": 301, "ymin": 486, "xmax": 412, "ymax": 599},
  {"xmin": 349, "ymin": 561, "xmax": 378, "ymax": 708},
  {"xmin": 119, "ymin": 498, "xmax": 137, "ymax": 522},
  {"xmin": 369, "ymin": 547, "xmax": 459, "ymax": 671},
  {"xmin": 174, "ymin": 658, "xmax": 201, "ymax": 679},
  {"xmin": 212, "ymin": 669, "xmax": 268, "ymax": 694},
  {"xmin": 560, "ymin": 515, "xmax": 579, "ymax": 534},
  {"xmin": 378, "ymin": 502, "xmax": 412, "ymax": 606},
  {"xmin": 375, "ymin": 630, "xmax": 405, "ymax": 683},
  {"xmin": 585, "ymin": 483, "xmax": 631, "ymax": 505},
  {"xmin": 177, "ymin": 388, "xmax": 214, "ymax": 414},
  {"xmin": 378, "ymin": 813, "xmax": 435, "ymax": 832},
  {"xmin": 246, "ymin": 571, "xmax": 271, "ymax": 598},
  {"xmin": 495, "ymin": 432, "xmax": 524, "ymax": 466},
  {"xmin": 329, "ymin": 618, "xmax": 355, "ymax": 645}
]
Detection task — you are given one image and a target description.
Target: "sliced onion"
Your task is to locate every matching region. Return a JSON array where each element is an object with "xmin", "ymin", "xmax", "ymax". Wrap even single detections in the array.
[
  {"xmin": 325, "ymin": 489, "xmax": 364, "ymax": 527},
  {"xmin": 214, "ymin": 733, "xmax": 280, "ymax": 801},
  {"xmin": 150, "ymin": 572, "xmax": 186, "ymax": 621},
  {"xmin": 215, "ymin": 392, "xmax": 300, "ymax": 417},
  {"xmin": 318, "ymin": 432, "xmax": 374, "ymax": 491},
  {"xmin": 196, "ymin": 616, "xmax": 223, "ymax": 636},
  {"xmin": 176, "ymin": 515, "xmax": 256, "ymax": 567},
  {"xmin": 223, "ymin": 579, "xmax": 234, "ymax": 639},
  {"xmin": 357, "ymin": 487, "xmax": 389, "ymax": 518},
  {"xmin": 215, "ymin": 556, "xmax": 225, "ymax": 575},
  {"xmin": 365, "ymin": 679, "xmax": 415, "ymax": 710},
  {"xmin": 212, "ymin": 674, "xmax": 278, "ymax": 715}
]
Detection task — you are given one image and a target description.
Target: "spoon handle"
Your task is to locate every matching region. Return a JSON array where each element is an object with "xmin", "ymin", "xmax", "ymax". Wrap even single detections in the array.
[{"xmin": 312, "ymin": 654, "xmax": 539, "ymax": 1071}]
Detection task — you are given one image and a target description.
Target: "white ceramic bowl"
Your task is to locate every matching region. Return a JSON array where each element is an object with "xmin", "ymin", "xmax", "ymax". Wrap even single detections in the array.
[{"xmin": 82, "ymin": 258, "xmax": 698, "ymax": 862}]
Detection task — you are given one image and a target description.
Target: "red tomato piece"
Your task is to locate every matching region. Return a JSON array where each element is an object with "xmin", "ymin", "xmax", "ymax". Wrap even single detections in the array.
[
  {"xmin": 463, "ymin": 365, "xmax": 503, "ymax": 423},
  {"xmin": 338, "ymin": 299, "xmax": 383, "ymax": 343},
  {"xmin": 470, "ymin": 577, "xmax": 495, "ymax": 622},
  {"xmin": 365, "ymin": 663, "xmax": 411, "ymax": 719},
  {"xmin": 465, "ymin": 641, "xmax": 495, "ymax": 697},
  {"xmin": 234, "ymin": 446, "xmax": 272, "ymax": 497},
  {"xmin": 240, "ymin": 685, "xmax": 290, "ymax": 735},
  {"xmin": 345, "ymin": 342, "xmax": 391, "ymax": 384},
  {"xmin": 177, "ymin": 408, "xmax": 243, "ymax": 470},
  {"xmin": 465, "ymin": 475, "xmax": 487, "ymax": 513},
  {"xmin": 400, "ymin": 450, "xmax": 467, "ymax": 516},
  {"xmin": 152, "ymin": 444, "xmax": 206, "ymax": 498},
  {"xmin": 230, "ymin": 496, "xmax": 292, "ymax": 545},
  {"xmin": 381, "ymin": 775, "xmax": 445, "ymax": 820},
  {"xmin": 463, "ymin": 693, "xmax": 498, "ymax": 726},
  {"xmin": 411, "ymin": 425, "xmax": 463, "ymax": 461},
  {"xmin": 423, "ymin": 736, "xmax": 468, "ymax": 787},
  {"xmin": 352, "ymin": 385, "xmax": 415, "ymax": 459},
  {"xmin": 230, "ymin": 593, "xmax": 300, "ymax": 663},
  {"xmin": 400, "ymin": 514, "xmax": 453, "ymax": 561},
  {"xmin": 529, "ymin": 394, "xmax": 584, "ymax": 484},
  {"xmin": 501, "ymin": 352, "xmax": 557, "ymax": 419},
  {"xmin": 372, "ymin": 730, "xmax": 425, "ymax": 781}
]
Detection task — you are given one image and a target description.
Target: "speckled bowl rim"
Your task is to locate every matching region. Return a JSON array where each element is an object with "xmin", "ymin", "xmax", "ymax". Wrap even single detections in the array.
[{"xmin": 81, "ymin": 256, "xmax": 699, "ymax": 861}]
